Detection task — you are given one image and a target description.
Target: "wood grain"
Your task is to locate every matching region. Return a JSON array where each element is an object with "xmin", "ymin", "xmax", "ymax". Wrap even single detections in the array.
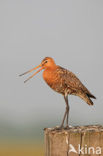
[{"xmin": 44, "ymin": 125, "xmax": 103, "ymax": 156}]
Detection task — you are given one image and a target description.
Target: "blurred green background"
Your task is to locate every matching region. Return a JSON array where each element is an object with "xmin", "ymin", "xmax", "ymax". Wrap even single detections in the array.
[
  {"xmin": 0, "ymin": 0, "xmax": 103, "ymax": 155},
  {"xmin": 0, "ymin": 121, "xmax": 44, "ymax": 156}
]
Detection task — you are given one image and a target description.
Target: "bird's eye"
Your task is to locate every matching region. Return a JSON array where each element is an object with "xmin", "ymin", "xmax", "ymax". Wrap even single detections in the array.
[{"xmin": 45, "ymin": 60, "xmax": 48, "ymax": 63}]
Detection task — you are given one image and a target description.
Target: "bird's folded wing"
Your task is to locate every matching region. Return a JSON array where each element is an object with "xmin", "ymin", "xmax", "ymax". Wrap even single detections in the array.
[{"xmin": 57, "ymin": 66, "xmax": 90, "ymax": 93}]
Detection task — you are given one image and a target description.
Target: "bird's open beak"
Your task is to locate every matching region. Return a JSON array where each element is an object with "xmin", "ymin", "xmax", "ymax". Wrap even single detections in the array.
[{"xmin": 19, "ymin": 64, "xmax": 44, "ymax": 83}]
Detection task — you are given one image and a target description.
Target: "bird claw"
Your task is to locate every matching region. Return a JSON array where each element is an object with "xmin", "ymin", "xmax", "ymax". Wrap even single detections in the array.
[
  {"xmin": 51, "ymin": 126, "xmax": 64, "ymax": 131},
  {"xmin": 51, "ymin": 126, "xmax": 70, "ymax": 131},
  {"xmin": 64, "ymin": 125, "xmax": 70, "ymax": 130}
]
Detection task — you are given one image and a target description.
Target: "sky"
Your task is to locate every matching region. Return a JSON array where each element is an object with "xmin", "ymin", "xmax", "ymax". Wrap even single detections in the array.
[{"xmin": 0, "ymin": 0, "xmax": 103, "ymax": 132}]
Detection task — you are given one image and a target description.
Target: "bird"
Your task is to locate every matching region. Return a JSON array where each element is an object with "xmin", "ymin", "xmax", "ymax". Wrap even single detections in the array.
[{"xmin": 19, "ymin": 57, "xmax": 96, "ymax": 129}]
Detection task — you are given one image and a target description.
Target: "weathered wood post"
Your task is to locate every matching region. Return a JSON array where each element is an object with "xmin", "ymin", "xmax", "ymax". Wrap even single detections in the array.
[{"xmin": 44, "ymin": 125, "xmax": 103, "ymax": 156}]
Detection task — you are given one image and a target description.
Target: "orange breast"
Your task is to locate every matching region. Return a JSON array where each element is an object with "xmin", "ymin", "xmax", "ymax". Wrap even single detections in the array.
[
  {"xmin": 42, "ymin": 68, "xmax": 65, "ymax": 94},
  {"xmin": 43, "ymin": 68, "xmax": 58, "ymax": 86}
]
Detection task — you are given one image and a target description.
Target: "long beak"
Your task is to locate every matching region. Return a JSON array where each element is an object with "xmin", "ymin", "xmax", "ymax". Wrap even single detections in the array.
[{"xmin": 19, "ymin": 64, "xmax": 44, "ymax": 83}]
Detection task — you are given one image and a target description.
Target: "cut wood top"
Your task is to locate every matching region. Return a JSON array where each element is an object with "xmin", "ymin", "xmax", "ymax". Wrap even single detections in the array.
[
  {"xmin": 44, "ymin": 125, "xmax": 103, "ymax": 133},
  {"xmin": 44, "ymin": 125, "xmax": 103, "ymax": 156}
]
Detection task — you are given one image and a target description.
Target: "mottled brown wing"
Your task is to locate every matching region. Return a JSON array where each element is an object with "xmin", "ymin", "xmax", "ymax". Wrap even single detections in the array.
[{"xmin": 57, "ymin": 66, "xmax": 91, "ymax": 95}]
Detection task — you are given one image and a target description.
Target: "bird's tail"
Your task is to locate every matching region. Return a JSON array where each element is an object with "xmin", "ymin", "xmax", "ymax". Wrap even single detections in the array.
[
  {"xmin": 77, "ymin": 92, "xmax": 95, "ymax": 105},
  {"xmin": 86, "ymin": 98, "xmax": 94, "ymax": 105},
  {"xmin": 86, "ymin": 93, "xmax": 96, "ymax": 99}
]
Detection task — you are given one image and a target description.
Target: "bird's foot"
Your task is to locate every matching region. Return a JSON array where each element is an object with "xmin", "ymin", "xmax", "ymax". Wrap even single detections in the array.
[
  {"xmin": 51, "ymin": 126, "xmax": 64, "ymax": 131},
  {"xmin": 64, "ymin": 125, "xmax": 70, "ymax": 130}
]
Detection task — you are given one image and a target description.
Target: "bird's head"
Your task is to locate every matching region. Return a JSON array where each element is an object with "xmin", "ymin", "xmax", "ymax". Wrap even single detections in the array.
[
  {"xmin": 19, "ymin": 57, "xmax": 56, "ymax": 83},
  {"xmin": 41, "ymin": 57, "xmax": 56, "ymax": 69}
]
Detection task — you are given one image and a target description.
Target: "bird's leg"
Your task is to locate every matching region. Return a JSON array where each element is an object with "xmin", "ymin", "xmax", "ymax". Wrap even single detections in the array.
[
  {"xmin": 52, "ymin": 108, "xmax": 67, "ymax": 131},
  {"xmin": 51, "ymin": 96, "xmax": 69, "ymax": 131},
  {"xmin": 60, "ymin": 94, "xmax": 69, "ymax": 129},
  {"xmin": 60, "ymin": 108, "xmax": 67, "ymax": 128},
  {"xmin": 52, "ymin": 94, "xmax": 69, "ymax": 131},
  {"xmin": 51, "ymin": 110, "xmax": 67, "ymax": 131},
  {"xmin": 64, "ymin": 94, "xmax": 69, "ymax": 129}
]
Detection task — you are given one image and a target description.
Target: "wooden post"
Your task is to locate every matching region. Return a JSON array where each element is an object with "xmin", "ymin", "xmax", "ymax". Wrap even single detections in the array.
[{"xmin": 44, "ymin": 125, "xmax": 103, "ymax": 156}]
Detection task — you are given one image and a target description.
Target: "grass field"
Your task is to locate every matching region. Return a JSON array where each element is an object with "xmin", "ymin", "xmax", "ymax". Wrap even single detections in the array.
[{"xmin": 0, "ymin": 143, "xmax": 44, "ymax": 156}]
